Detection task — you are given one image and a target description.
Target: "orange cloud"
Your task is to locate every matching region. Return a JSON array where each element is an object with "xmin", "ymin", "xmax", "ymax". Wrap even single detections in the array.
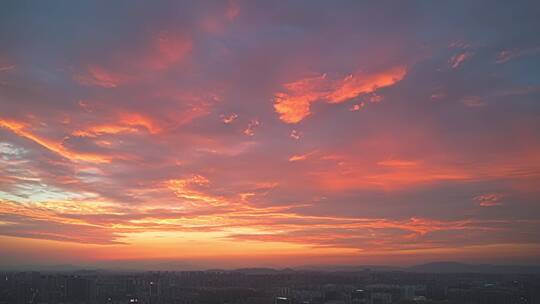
[
  {"xmin": 377, "ymin": 159, "xmax": 418, "ymax": 168},
  {"xmin": 288, "ymin": 151, "xmax": 316, "ymax": 162},
  {"xmin": 317, "ymin": 170, "xmax": 470, "ymax": 191},
  {"xmin": 118, "ymin": 112, "xmax": 162, "ymax": 134},
  {"xmin": 0, "ymin": 119, "xmax": 110, "ymax": 163},
  {"xmin": 72, "ymin": 125, "xmax": 135, "ymax": 137},
  {"xmin": 312, "ymin": 159, "xmax": 471, "ymax": 191},
  {"xmin": 274, "ymin": 66, "xmax": 407, "ymax": 123},
  {"xmin": 73, "ymin": 112, "xmax": 162, "ymax": 137},
  {"xmin": 289, "ymin": 154, "xmax": 307, "ymax": 162},
  {"xmin": 167, "ymin": 175, "xmax": 227, "ymax": 207}
]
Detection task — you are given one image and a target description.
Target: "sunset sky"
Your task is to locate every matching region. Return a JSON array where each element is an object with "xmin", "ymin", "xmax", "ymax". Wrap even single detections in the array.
[{"xmin": 1, "ymin": 1, "xmax": 540, "ymax": 269}]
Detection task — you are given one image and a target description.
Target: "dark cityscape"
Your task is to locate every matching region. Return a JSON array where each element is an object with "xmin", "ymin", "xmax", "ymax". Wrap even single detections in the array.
[{"xmin": 2, "ymin": 266, "xmax": 539, "ymax": 304}]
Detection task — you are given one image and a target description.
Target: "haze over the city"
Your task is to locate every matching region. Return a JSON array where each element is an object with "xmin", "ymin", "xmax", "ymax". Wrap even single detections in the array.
[{"xmin": 1, "ymin": 0, "xmax": 540, "ymax": 270}]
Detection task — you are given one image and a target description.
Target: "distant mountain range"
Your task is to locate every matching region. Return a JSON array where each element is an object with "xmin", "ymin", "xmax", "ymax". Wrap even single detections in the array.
[
  {"xmin": 409, "ymin": 261, "xmax": 540, "ymax": 274},
  {"xmin": 3, "ymin": 261, "xmax": 540, "ymax": 275},
  {"xmin": 296, "ymin": 261, "xmax": 540, "ymax": 274},
  {"xmin": 295, "ymin": 264, "xmax": 403, "ymax": 272}
]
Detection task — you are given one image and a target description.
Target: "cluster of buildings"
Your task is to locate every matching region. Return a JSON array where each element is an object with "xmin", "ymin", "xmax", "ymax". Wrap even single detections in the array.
[{"xmin": 0, "ymin": 269, "xmax": 537, "ymax": 304}]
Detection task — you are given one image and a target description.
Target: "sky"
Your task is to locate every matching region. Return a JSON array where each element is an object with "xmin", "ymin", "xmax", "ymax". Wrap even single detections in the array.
[{"xmin": 1, "ymin": 0, "xmax": 540, "ymax": 269}]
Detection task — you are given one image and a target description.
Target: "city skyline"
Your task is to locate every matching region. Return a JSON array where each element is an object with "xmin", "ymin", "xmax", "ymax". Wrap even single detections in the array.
[{"xmin": 1, "ymin": 1, "xmax": 540, "ymax": 268}]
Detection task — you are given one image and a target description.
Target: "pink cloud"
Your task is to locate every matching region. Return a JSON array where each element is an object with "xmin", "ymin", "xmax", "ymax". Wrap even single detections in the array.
[
  {"xmin": 449, "ymin": 52, "xmax": 473, "ymax": 69},
  {"xmin": 474, "ymin": 193, "xmax": 503, "ymax": 207}
]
